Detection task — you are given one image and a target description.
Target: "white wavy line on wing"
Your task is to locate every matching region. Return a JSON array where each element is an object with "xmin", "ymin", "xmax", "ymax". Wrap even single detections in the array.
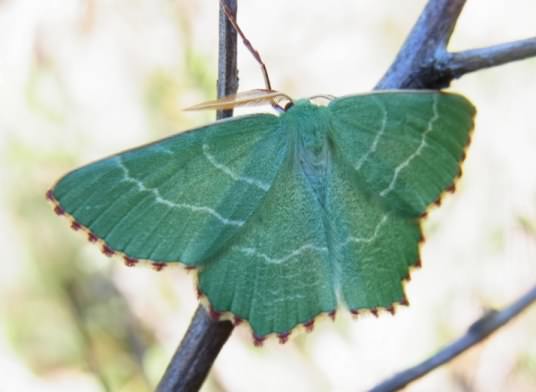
[
  {"xmin": 380, "ymin": 94, "xmax": 439, "ymax": 197},
  {"xmin": 115, "ymin": 157, "xmax": 244, "ymax": 227},
  {"xmin": 203, "ymin": 143, "xmax": 270, "ymax": 191}
]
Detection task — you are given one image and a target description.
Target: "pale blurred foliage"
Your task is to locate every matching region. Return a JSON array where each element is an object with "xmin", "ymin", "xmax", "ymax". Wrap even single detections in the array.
[{"xmin": 0, "ymin": 0, "xmax": 535, "ymax": 391}]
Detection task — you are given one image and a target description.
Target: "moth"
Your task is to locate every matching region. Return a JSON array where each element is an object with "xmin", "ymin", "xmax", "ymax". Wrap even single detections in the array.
[{"xmin": 48, "ymin": 2, "xmax": 475, "ymax": 344}]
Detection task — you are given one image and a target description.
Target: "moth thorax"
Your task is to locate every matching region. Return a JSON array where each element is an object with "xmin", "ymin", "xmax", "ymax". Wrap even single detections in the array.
[
  {"xmin": 301, "ymin": 128, "xmax": 328, "ymax": 161},
  {"xmin": 297, "ymin": 112, "xmax": 331, "ymax": 202},
  {"xmin": 283, "ymin": 100, "xmax": 331, "ymax": 179}
]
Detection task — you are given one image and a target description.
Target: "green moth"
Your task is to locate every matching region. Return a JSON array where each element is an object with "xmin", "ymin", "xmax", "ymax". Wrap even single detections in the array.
[{"xmin": 48, "ymin": 90, "xmax": 474, "ymax": 343}]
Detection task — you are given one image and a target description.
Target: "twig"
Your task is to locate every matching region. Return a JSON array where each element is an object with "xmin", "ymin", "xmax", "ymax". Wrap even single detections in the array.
[
  {"xmin": 219, "ymin": 0, "xmax": 272, "ymax": 91},
  {"xmin": 443, "ymin": 37, "xmax": 536, "ymax": 79},
  {"xmin": 369, "ymin": 284, "xmax": 536, "ymax": 392},
  {"xmin": 155, "ymin": 1, "xmax": 238, "ymax": 391},
  {"xmin": 216, "ymin": 0, "xmax": 239, "ymax": 120}
]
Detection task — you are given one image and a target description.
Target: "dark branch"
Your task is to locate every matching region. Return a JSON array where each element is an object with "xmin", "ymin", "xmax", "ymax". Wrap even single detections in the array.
[
  {"xmin": 156, "ymin": 307, "xmax": 234, "ymax": 392},
  {"xmin": 369, "ymin": 284, "xmax": 536, "ymax": 392},
  {"xmin": 216, "ymin": 0, "xmax": 239, "ymax": 120},
  {"xmin": 443, "ymin": 37, "xmax": 536, "ymax": 79},
  {"xmin": 376, "ymin": 0, "xmax": 467, "ymax": 89},
  {"xmin": 377, "ymin": 0, "xmax": 536, "ymax": 90},
  {"xmin": 156, "ymin": 1, "xmax": 238, "ymax": 390}
]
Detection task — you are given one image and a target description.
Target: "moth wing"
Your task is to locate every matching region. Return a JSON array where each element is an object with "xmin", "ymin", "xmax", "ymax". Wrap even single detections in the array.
[
  {"xmin": 326, "ymin": 91, "xmax": 475, "ymax": 309},
  {"xmin": 328, "ymin": 91, "xmax": 475, "ymax": 216},
  {"xmin": 50, "ymin": 113, "xmax": 283, "ymax": 265}
]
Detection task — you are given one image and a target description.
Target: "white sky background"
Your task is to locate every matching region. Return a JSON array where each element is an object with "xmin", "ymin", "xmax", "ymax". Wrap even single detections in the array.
[{"xmin": 0, "ymin": 1, "xmax": 535, "ymax": 391}]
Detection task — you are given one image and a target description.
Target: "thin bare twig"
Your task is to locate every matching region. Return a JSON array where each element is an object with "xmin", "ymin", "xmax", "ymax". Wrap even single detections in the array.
[
  {"xmin": 219, "ymin": 0, "xmax": 272, "ymax": 91},
  {"xmin": 369, "ymin": 284, "xmax": 536, "ymax": 392},
  {"xmin": 444, "ymin": 37, "xmax": 536, "ymax": 79},
  {"xmin": 155, "ymin": 1, "xmax": 238, "ymax": 390},
  {"xmin": 216, "ymin": 0, "xmax": 239, "ymax": 120}
]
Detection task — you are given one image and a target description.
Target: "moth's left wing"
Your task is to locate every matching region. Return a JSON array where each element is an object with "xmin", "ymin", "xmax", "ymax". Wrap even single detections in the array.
[
  {"xmin": 325, "ymin": 91, "xmax": 475, "ymax": 311},
  {"xmin": 328, "ymin": 91, "xmax": 475, "ymax": 217},
  {"xmin": 49, "ymin": 113, "xmax": 284, "ymax": 266}
]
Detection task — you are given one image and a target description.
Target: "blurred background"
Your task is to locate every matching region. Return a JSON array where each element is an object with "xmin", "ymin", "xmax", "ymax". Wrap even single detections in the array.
[{"xmin": 0, "ymin": 0, "xmax": 535, "ymax": 391}]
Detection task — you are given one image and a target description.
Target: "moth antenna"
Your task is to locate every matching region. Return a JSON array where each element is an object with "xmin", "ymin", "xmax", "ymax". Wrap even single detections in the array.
[{"xmin": 219, "ymin": 0, "xmax": 287, "ymax": 112}]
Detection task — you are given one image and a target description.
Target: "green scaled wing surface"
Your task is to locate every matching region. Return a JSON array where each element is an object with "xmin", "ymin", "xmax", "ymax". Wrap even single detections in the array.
[
  {"xmin": 51, "ymin": 113, "xmax": 284, "ymax": 265},
  {"xmin": 326, "ymin": 92, "xmax": 474, "ymax": 311},
  {"xmin": 49, "ymin": 91, "xmax": 475, "ymax": 340}
]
